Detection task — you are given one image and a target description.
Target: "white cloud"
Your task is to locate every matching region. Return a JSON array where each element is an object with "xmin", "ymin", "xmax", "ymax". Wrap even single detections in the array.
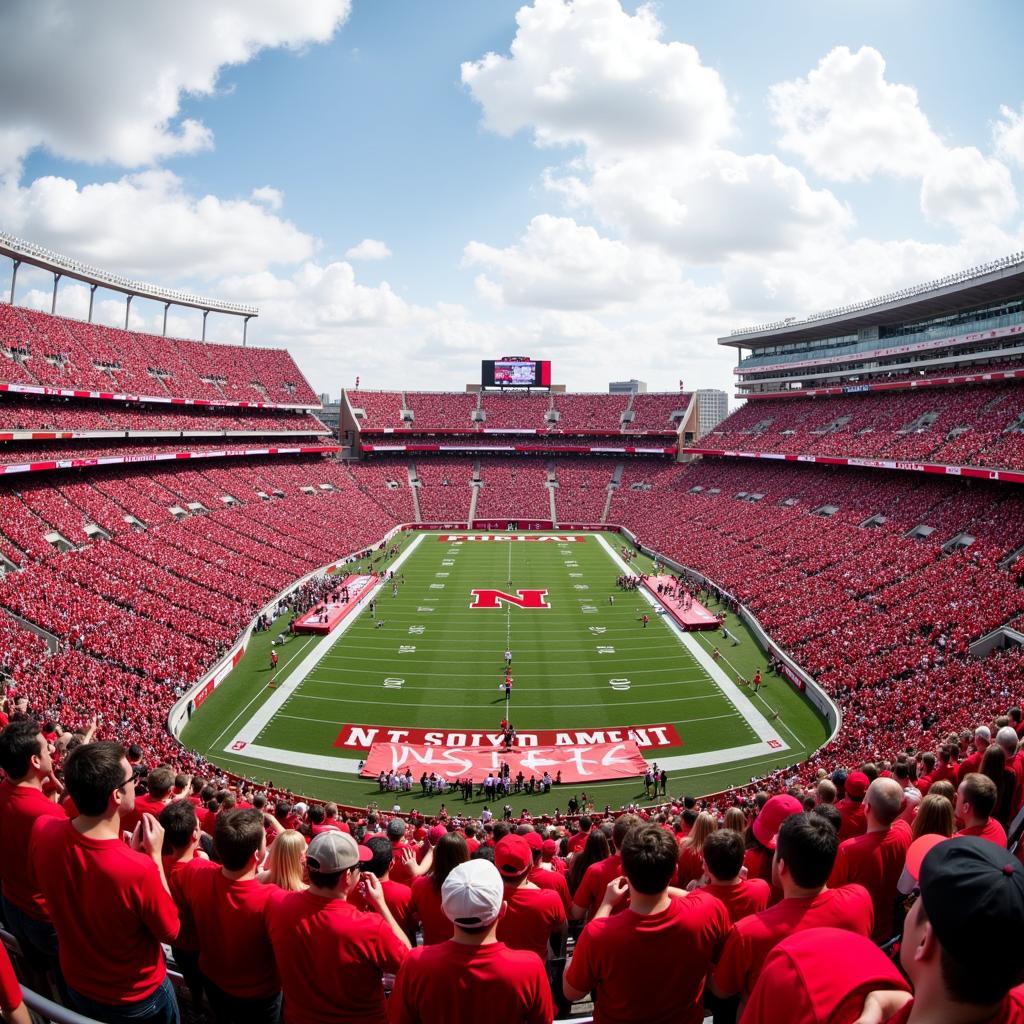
[
  {"xmin": 250, "ymin": 186, "xmax": 284, "ymax": 210},
  {"xmin": 768, "ymin": 46, "xmax": 939, "ymax": 182},
  {"xmin": 546, "ymin": 149, "xmax": 852, "ymax": 262},
  {"xmin": 920, "ymin": 146, "xmax": 1019, "ymax": 228},
  {"xmin": 994, "ymin": 103, "xmax": 1024, "ymax": 168},
  {"xmin": 461, "ymin": 0, "xmax": 731, "ymax": 158},
  {"xmin": 345, "ymin": 238, "xmax": 393, "ymax": 261},
  {"xmin": 463, "ymin": 213, "xmax": 681, "ymax": 309},
  {"xmin": 0, "ymin": 0, "xmax": 351, "ymax": 168},
  {"xmin": 0, "ymin": 169, "xmax": 314, "ymax": 279}
]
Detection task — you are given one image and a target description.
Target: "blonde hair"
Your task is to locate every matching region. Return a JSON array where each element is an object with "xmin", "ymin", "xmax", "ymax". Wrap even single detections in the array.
[
  {"xmin": 911, "ymin": 794, "xmax": 954, "ymax": 841},
  {"xmin": 681, "ymin": 811, "xmax": 717, "ymax": 852},
  {"xmin": 262, "ymin": 829, "xmax": 307, "ymax": 891},
  {"xmin": 723, "ymin": 807, "xmax": 747, "ymax": 834}
]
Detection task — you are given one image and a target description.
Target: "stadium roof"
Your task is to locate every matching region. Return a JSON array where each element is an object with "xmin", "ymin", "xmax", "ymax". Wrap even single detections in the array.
[{"xmin": 720, "ymin": 252, "xmax": 1024, "ymax": 350}]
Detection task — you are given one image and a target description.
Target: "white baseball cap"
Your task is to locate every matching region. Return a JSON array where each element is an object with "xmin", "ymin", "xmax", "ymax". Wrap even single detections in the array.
[{"xmin": 441, "ymin": 860, "xmax": 504, "ymax": 928}]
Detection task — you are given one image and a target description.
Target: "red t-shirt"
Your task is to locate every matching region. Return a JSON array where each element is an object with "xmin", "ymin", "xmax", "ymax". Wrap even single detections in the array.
[
  {"xmin": 123, "ymin": 793, "xmax": 168, "ymax": 835},
  {"xmin": 389, "ymin": 841, "xmax": 418, "ymax": 886},
  {"xmin": 165, "ymin": 857, "xmax": 200, "ymax": 952},
  {"xmin": 0, "ymin": 781, "xmax": 67, "ymax": 919},
  {"xmin": 529, "ymin": 866, "xmax": 571, "ymax": 913},
  {"xmin": 885, "ymin": 986, "xmax": 1024, "ymax": 1024},
  {"xmin": 497, "ymin": 884, "xmax": 566, "ymax": 961},
  {"xmin": 704, "ymin": 879, "xmax": 771, "ymax": 926},
  {"xmin": 349, "ymin": 878, "xmax": 414, "ymax": 935},
  {"xmin": 0, "ymin": 944, "xmax": 21, "ymax": 1015},
  {"xmin": 675, "ymin": 844, "xmax": 704, "ymax": 887},
  {"xmin": 174, "ymin": 860, "xmax": 279, "ymax": 998},
  {"xmin": 957, "ymin": 818, "xmax": 1008, "ymax": 848},
  {"xmin": 410, "ymin": 875, "xmax": 454, "ymax": 945},
  {"xmin": 567, "ymin": 829, "xmax": 590, "ymax": 854},
  {"xmin": 713, "ymin": 885, "xmax": 874, "ymax": 1001},
  {"xmin": 836, "ymin": 799, "xmax": 867, "ymax": 841},
  {"xmin": 572, "ymin": 853, "xmax": 622, "ymax": 920},
  {"xmin": 828, "ymin": 820, "xmax": 912, "ymax": 942},
  {"xmin": 29, "ymin": 817, "xmax": 179, "ymax": 1004},
  {"xmin": 565, "ymin": 891, "xmax": 728, "ymax": 1024},
  {"xmin": 390, "ymin": 940, "xmax": 553, "ymax": 1024},
  {"xmin": 265, "ymin": 888, "xmax": 407, "ymax": 1024}
]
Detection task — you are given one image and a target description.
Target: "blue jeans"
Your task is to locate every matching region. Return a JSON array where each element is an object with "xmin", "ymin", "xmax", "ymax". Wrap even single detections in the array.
[
  {"xmin": 67, "ymin": 975, "xmax": 180, "ymax": 1024},
  {"xmin": 203, "ymin": 976, "xmax": 282, "ymax": 1024},
  {"xmin": 1, "ymin": 893, "xmax": 59, "ymax": 965}
]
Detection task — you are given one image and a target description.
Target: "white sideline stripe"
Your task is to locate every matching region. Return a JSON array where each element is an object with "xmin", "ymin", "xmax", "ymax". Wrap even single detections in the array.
[
  {"xmin": 592, "ymin": 533, "xmax": 789, "ymax": 753},
  {"xmin": 228, "ymin": 738, "xmax": 788, "ymax": 776},
  {"xmin": 228, "ymin": 535, "xmax": 426, "ymax": 748}
]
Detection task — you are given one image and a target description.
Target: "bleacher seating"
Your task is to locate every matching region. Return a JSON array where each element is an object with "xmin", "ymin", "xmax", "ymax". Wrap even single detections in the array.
[
  {"xmin": 405, "ymin": 391, "xmax": 478, "ymax": 430},
  {"xmin": 0, "ymin": 306, "xmax": 319, "ymax": 405},
  {"xmin": 415, "ymin": 458, "xmax": 473, "ymax": 521},
  {"xmin": 347, "ymin": 390, "xmax": 405, "ymax": 429},
  {"xmin": 552, "ymin": 458, "xmax": 618, "ymax": 523},
  {"xmin": 552, "ymin": 392, "xmax": 628, "ymax": 432},
  {"xmin": 626, "ymin": 392, "xmax": 689, "ymax": 432},
  {"xmin": 475, "ymin": 457, "xmax": 552, "ymax": 518},
  {"xmin": 479, "ymin": 391, "xmax": 552, "ymax": 430}
]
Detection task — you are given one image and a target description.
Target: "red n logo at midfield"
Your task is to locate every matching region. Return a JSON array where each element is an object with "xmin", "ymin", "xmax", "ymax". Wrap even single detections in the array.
[{"xmin": 470, "ymin": 588, "xmax": 550, "ymax": 610}]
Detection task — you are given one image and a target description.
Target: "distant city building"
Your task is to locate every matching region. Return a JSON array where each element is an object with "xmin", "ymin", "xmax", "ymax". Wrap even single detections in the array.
[
  {"xmin": 696, "ymin": 389, "xmax": 729, "ymax": 437},
  {"xmin": 609, "ymin": 379, "xmax": 646, "ymax": 394},
  {"xmin": 318, "ymin": 391, "xmax": 331, "ymax": 406},
  {"xmin": 319, "ymin": 400, "xmax": 342, "ymax": 432}
]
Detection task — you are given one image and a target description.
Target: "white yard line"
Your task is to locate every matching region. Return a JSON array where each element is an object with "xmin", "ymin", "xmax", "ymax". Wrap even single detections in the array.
[{"xmin": 225, "ymin": 535, "xmax": 425, "ymax": 753}]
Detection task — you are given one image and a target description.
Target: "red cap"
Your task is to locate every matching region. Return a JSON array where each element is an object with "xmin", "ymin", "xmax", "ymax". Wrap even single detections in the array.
[
  {"xmin": 541, "ymin": 839, "xmax": 559, "ymax": 858},
  {"xmin": 428, "ymin": 824, "xmax": 447, "ymax": 843},
  {"xmin": 494, "ymin": 835, "xmax": 533, "ymax": 878},
  {"xmin": 752, "ymin": 794, "xmax": 803, "ymax": 849},
  {"xmin": 743, "ymin": 927, "xmax": 910, "ymax": 1024},
  {"xmin": 414, "ymin": 826, "xmax": 427, "ymax": 841},
  {"xmin": 523, "ymin": 831, "xmax": 543, "ymax": 852},
  {"xmin": 905, "ymin": 834, "xmax": 948, "ymax": 882},
  {"xmin": 845, "ymin": 772, "xmax": 870, "ymax": 799}
]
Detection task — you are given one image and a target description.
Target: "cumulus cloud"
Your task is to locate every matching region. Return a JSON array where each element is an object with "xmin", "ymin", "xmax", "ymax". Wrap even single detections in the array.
[
  {"xmin": 345, "ymin": 238, "xmax": 393, "ymax": 261},
  {"xmin": 0, "ymin": 169, "xmax": 314, "ymax": 279},
  {"xmin": 994, "ymin": 103, "xmax": 1024, "ymax": 168},
  {"xmin": 250, "ymin": 186, "xmax": 284, "ymax": 210},
  {"xmin": 768, "ymin": 46, "xmax": 939, "ymax": 182},
  {"xmin": 0, "ymin": 0, "xmax": 351, "ymax": 169},
  {"xmin": 920, "ymin": 146, "xmax": 1019, "ymax": 228},
  {"xmin": 463, "ymin": 214, "xmax": 681, "ymax": 309},
  {"xmin": 461, "ymin": 0, "xmax": 731, "ymax": 158}
]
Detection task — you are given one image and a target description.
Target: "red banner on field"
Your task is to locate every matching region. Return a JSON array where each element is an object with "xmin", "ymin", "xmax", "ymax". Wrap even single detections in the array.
[
  {"xmin": 335, "ymin": 723, "xmax": 682, "ymax": 749},
  {"xmin": 361, "ymin": 741, "xmax": 648, "ymax": 783}
]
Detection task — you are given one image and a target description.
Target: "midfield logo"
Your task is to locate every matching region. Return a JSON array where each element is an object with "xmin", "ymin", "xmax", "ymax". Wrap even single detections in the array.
[{"xmin": 470, "ymin": 588, "xmax": 550, "ymax": 610}]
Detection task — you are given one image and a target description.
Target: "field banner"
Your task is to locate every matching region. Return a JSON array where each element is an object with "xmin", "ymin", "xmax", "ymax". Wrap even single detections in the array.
[{"xmin": 361, "ymin": 741, "xmax": 648, "ymax": 783}]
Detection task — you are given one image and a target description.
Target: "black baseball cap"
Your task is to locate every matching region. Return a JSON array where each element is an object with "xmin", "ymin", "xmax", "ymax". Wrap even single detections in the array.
[{"xmin": 920, "ymin": 837, "xmax": 1024, "ymax": 985}]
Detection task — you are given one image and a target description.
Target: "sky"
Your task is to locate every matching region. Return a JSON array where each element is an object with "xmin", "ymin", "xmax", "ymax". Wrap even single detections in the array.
[{"xmin": 1, "ymin": 0, "xmax": 1023, "ymax": 402}]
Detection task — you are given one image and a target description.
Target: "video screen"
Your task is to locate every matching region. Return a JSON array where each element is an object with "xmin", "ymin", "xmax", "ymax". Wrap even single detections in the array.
[{"xmin": 482, "ymin": 359, "xmax": 551, "ymax": 388}]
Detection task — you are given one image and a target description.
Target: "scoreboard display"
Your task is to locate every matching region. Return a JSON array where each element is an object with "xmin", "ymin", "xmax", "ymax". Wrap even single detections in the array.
[{"xmin": 481, "ymin": 357, "xmax": 552, "ymax": 388}]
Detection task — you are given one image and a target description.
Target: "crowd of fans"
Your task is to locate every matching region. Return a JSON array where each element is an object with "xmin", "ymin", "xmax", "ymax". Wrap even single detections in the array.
[
  {"xmin": 475, "ymin": 460, "xmax": 552, "ymax": 520},
  {"xmin": 703, "ymin": 380, "xmax": 1024, "ymax": 470},
  {"xmin": 0, "ymin": 396, "xmax": 326, "ymax": 435},
  {"xmin": 0, "ymin": 714, "xmax": 1020, "ymax": 1024},
  {"xmin": 0, "ymin": 306, "xmax": 318, "ymax": 405}
]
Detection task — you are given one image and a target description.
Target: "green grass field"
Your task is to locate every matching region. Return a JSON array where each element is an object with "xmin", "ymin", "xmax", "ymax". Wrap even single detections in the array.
[{"xmin": 181, "ymin": 531, "xmax": 830, "ymax": 812}]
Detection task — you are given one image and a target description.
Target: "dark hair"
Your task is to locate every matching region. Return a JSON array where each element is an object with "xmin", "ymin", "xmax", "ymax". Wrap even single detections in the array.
[
  {"xmin": 620, "ymin": 824, "xmax": 677, "ymax": 894},
  {"xmin": 492, "ymin": 822, "xmax": 511, "ymax": 843},
  {"xmin": 578, "ymin": 815, "xmax": 593, "ymax": 832},
  {"xmin": 160, "ymin": 800, "xmax": 198, "ymax": 854},
  {"xmin": 960, "ymin": 773, "xmax": 997, "ymax": 820},
  {"xmin": 702, "ymin": 829, "xmax": 745, "ymax": 881},
  {"xmin": 145, "ymin": 766, "xmax": 175, "ymax": 799},
  {"xmin": 430, "ymin": 832, "xmax": 469, "ymax": 892},
  {"xmin": 775, "ymin": 813, "xmax": 838, "ymax": 889},
  {"xmin": 64, "ymin": 742, "xmax": 127, "ymax": 816},
  {"xmin": 127, "ymin": 744, "xmax": 144, "ymax": 762},
  {"xmin": 308, "ymin": 867, "xmax": 346, "ymax": 889},
  {"xmin": 566, "ymin": 828, "xmax": 611, "ymax": 895},
  {"xmin": 214, "ymin": 808, "xmax": 265, "ymax": 871},
  {"xmin": 308, "ymin": 805, "xmax": 325, "ymax": 825},
  {"xmin": 915, "ymin": 899, "xmax": 1024, "ymax": 1004},
  {"xmin": 612, "ymin": 813, "xmax": 641, "ymax": 851},
  {"xmin": 0, "ymin": 720, "xmax": 43, "ymax": 780},
  {"xmin": 471, "ymin": 845, "xmax": 495, "ymax": 864},
  {"xmin": 809, "ymin": 804, "xmax": 842, "ymax": 835},
  {"xmin": 363, "ymin": 836, "xmax": 394, "ymax": 878}
]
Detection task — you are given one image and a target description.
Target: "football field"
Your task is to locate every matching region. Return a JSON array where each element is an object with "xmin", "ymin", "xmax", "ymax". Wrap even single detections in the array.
[{"xmin": 182, "ymin": 531, "xmax": 830, "ymax": 811}]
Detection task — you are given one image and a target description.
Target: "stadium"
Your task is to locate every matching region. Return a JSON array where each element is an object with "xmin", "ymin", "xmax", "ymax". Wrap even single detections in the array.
[{"xmin": 1, "ymin": 5, "xmax": 1024, "ymax": 1024}]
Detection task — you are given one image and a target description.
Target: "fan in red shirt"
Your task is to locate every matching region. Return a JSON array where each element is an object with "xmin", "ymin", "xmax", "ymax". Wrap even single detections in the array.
[
  {"xmin": 0, "ymin": 720, "xmax": 66, "ymax": 969},
  {"xmin": 174, "ymin": 807, "xmax": 281, "ymax": 1023},
  {"xmin": 123, "ymin": 765, "xmax": 175, "ymax": 835},
  {"xmin": 954, "ymin": 772, "xmax": 1008, "ymax": 847},
  {"xmin": 28, "ymin": 741, "xmax": 181, "ymax": 1021},
  {"xmin": 525, "ymin": 832, "xmax": 571, "ymax": 913},
  {"xmin": 956, "ymin": 726, "xmax": 992, "ymax": 783},
  {"xmin": 711, "ymin": 813, "xmax": 874, "ymax": 1007},
  {"xmin": 390, "ymin": 859, "xmax": 554, "ymax": 1024},
  {"xmin": 743, "ymin": 793, "xmax": 802, "ymax": 903},
  {"xmin": 264, "ymin": 830, "xmax": 410, "ymax": 1024},
  {"xmin": 697, "ymin": 829, "xmax": 770, "ymax": 924},
  {"xmin": 0, "ymin": 943, "xmax": 28, "ymax": 1024},
  {"xmin": 493, "ymin": 834, "xmax": 567, "ymax": 962},
  {"xmin": 836, "ymin": 771, "xmax": 870, "ymax": 840},
  {"xmin": 849, "ymin": 838, "xmax": 1024, "ymax": 1024},
  {"xmin": 827, "ymin": 777, "xmax": 912, "ymax": 942},
  {"xmin": 563, "ymin": 822, "xmax": 728, "ymax": 1024},
  {"xmin": 571, "ymin": 815, "xmax": 639, "ymax": 922},
  {"xmin": 410, "ymin": 832, "xmax": 469, "ymax": 945},
  {"xmin": 566, "ymin": 815, "xmax": 593, "ymax": 854},
  {"xmin": 347, "ymin": 836, "xmax": 415, "ymax": 941}
]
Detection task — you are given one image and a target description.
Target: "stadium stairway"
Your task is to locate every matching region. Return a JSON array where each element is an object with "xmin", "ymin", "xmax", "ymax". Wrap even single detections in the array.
[
  {"xmin": 548, "ymin": 460, "xmax": 558, "ymax": 525},
  {"xmin": 468, "ymin": 460, "xmax": 481, "ymax": 525},
  {"xmin": 407, "ymin": 462, "xmax": 422, "ymax": 523},
  {"xmin": 601, "ymin": 462, "xmax": 624, "ymax": 523}
]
